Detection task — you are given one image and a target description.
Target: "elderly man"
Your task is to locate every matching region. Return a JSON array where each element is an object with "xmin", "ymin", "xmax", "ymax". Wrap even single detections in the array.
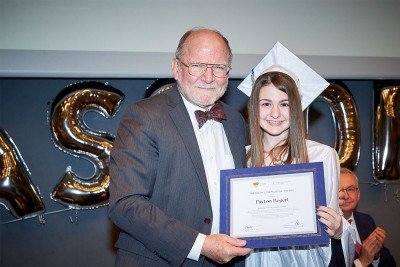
[
  {"xmin": 109, "ymin": 28, "xmax": 251, "ymax": 266},
  {"xmin": 339, "ymin": 168, "xmax": 396, "ymax": 267}
]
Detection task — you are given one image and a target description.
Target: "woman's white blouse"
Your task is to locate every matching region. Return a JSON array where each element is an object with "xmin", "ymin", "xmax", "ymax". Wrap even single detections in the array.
[{"xmin": 245, "ymin": 140, "xmax": 356, "ymax": 267}]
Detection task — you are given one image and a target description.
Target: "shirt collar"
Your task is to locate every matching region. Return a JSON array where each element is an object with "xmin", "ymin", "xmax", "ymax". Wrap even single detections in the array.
[
  {"xmin": 181, "ymin": 93, "xmax": 207, "ymax": 113},
  {"xmin": 180, "ymin": 93, "xmax": 219, "ymax": 130},
  {"xmin": 348, "ymin": 213, "xmax": 355, "ymax": 224}
]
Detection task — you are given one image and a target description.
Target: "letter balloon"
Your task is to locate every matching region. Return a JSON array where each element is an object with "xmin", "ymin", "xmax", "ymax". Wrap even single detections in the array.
[
  {"xmin": 50, "ymin": 81, "xmax": 124, "ymax": 208},
  {"xmin": 144, "ymin": 79, "xmax": 175, "ymax": 98},
  {"xmin": 0, "ymin": 129, "xmax": 45, "ymax": 218},
  {"xmin": 373, "ymin": 82, "xmax": 400, "ymax": 182},
  {"xmin": 312, "ymin": 83, "xmax": 360, "ymax": 170}
]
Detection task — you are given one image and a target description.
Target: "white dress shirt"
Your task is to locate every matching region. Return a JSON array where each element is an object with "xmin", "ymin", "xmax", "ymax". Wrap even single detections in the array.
[{"xmin": 181, "ymin": 96, "xmax": 235, "ymax": 261}]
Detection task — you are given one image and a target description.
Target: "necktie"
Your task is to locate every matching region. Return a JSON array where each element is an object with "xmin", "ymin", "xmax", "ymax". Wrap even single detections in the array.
[
  {"xmin": 194, "ymin": 103, "xmax": 227, "ymax": 129},
  {"xmin": 355, "ymin": 242, "xmax": 363, "ymax": 256},
  {"xmin": 348, "ymin": 219, "xmax": 363, "ymax": 257}
]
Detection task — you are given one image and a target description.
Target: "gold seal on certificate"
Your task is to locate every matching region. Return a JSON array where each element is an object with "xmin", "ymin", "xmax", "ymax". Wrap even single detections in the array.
[{"xmin": 220, "ymin": 162, "xmax": 329, "ymax": 248}]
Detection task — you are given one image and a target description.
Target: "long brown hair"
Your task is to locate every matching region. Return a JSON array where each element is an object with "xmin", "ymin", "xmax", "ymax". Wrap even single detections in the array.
[{"xmin": 247, "ymin": 71, "xmax": 309, "ymax": 167}]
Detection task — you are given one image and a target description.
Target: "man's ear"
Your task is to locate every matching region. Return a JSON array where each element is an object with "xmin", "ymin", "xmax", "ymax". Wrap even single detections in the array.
[{"xmin": 172, "ymin": 58, "xmax": 179, "ymax": 81}]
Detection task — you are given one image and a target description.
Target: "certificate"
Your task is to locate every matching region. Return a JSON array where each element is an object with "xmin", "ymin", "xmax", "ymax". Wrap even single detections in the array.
[{"xmin": 220, "ymin": 162, "xmax": 329, "ymax": 248}]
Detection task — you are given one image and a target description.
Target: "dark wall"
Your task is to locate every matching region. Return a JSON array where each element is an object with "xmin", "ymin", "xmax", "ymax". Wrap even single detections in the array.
[{"xmin": 0, "ymin": 78, "xmax": 398, "ymax": 266}]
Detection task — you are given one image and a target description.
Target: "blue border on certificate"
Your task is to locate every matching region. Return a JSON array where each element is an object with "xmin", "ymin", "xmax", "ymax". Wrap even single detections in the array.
[{"xmin": 220, "ymin": 162, "xmax": 329, "ymax": 248}]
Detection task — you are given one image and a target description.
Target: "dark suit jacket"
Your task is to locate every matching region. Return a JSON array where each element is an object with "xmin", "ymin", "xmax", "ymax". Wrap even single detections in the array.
[
  {"xmin": 109, "ymin": 86, "xmax": 247, "ymax": 266},
  {"xmin": 354, "ymin": 211, "xmax": 396, "ymax": 267}
]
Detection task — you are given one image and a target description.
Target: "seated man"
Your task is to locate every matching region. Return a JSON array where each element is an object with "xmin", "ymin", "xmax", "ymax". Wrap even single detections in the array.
[{"xmin": 340, "ymin": 168, "xmax": 396, "ymax": 267}]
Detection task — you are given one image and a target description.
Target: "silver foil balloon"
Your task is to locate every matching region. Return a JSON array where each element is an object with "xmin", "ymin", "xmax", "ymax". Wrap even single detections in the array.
[
  {"xmin": 373, "ymin": 85, "xmax": 400, "ymax": 182},
  {"xmin": 0, "ymin": 129, "xmax": 45, "ymax": 218},
  {"xmin": 311, "ymin": 83, "xmax": 360, "ymax": 170},
  {"xmin": 144, "ymin": 79, "xmax": 175, "ymax": 98},
  {"xmin": 50, "ymin": 82, "xmax": 124, "ymax": 208}
]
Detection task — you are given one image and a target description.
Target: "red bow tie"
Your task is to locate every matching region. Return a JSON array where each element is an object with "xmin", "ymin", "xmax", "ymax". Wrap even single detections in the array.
[{"xmin": 194, "ymin": 103, "xmax": 227, "ymax": 128}]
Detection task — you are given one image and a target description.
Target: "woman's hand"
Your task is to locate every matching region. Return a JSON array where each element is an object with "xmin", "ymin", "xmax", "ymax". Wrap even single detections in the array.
[{"xmin": 316, "ymin": 206, "xmax": 343, "ymax": 239}]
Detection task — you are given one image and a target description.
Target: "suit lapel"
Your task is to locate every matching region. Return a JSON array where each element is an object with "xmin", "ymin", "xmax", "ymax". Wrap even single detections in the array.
[
  {"xmin": 167, "ymin": 87, "xmax": 211, "ymax": 206},
  {"xmin": 354, "ymin": 212, "xmax": 368, "ymax": 241}
]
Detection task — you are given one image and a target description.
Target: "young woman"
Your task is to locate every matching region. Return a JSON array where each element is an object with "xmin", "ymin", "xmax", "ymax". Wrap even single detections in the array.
[{"xmin": 245, "ymin": 67, "xmax": 354, "ymax": 266}]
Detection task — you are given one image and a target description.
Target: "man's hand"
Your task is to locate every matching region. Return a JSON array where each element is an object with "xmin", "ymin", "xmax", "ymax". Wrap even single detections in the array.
[
  {"xmin": 372, "ymin": 227, "xmax": 386, "ymax": 245},
  {"xmin": 201, "ymin": 234, "xmax": 252, "ymax": 264},
  {"xmin": 316, "ymin": 206, "xmax": 343, "ymax": 239},
  {"xmin": 359, "ymin": 228, "xmax": 385, "ymax": 266}
]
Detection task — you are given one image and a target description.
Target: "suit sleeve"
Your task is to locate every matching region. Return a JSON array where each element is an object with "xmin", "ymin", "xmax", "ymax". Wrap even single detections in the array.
[
  {"xmin": 108, "ymin": 103, "xmax": 198, "ymax": 266},
  {"xmin": 367, "ymin": 215, "xmax": 397, "ymax": 267},
  {"xmin": 378, "ymin": 246, "xmax": 397, "ymax": 267}
]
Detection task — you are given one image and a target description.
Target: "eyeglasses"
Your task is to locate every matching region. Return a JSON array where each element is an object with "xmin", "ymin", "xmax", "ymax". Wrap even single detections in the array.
[
  {"xmin": 339, "ymin": 186, "xmax": 359, "ymax": 194},
  {"xmin": 176, "ymin": 58, "xmax": 231, "ymax": 78}
]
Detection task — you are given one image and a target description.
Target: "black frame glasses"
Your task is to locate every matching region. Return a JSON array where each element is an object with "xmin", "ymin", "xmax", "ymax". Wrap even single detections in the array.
[
  {"xmin": 339, "ymin": 186, "xmax": 359, "ymax": 194},
  {"xmin": 176, "ymin": 58, "xmax": 231, "ymax": 78}
]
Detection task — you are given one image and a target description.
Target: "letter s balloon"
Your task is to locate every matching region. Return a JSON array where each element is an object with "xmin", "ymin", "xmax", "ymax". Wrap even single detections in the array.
[{"xmin": 50, "ymin": 81, "xmax": 124, "ymax": 208}]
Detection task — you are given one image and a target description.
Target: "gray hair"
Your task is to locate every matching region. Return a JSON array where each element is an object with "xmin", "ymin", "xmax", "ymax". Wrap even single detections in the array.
[
  {"xmin": 340, "ymin": 168, "xmax": 359, "ymax": 186},
  {"xmin": 175, "ymin": 27, "xmax": 232, "ymax": 65}
]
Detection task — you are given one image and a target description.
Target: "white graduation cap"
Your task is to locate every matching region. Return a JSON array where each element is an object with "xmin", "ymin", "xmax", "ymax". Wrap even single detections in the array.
[{"xmin": 238, "ymin": 42, "xmax": 329, "ymax": 110}]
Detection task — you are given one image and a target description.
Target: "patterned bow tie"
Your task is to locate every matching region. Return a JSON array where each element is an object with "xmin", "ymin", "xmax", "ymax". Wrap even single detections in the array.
[{"xmin": 194, "ymin": 103, "xmax": 227, "ymax": 128}]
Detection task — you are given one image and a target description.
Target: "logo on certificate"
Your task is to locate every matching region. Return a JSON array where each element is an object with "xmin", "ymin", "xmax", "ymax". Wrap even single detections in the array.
[{"xmin": 252, "ymin": 181, "xmax": 259, "ymax": 188}]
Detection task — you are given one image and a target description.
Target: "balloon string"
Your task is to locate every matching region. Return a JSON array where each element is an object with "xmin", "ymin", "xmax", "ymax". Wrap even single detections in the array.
[
  {"xmin": 357, "ymin": 181, "xmax": 400, "ymax": 204},
  {"xmin": 394, "ymin": 186, "xmax": 400, "ymax": 203},
  {"xmin": 69, "ymin": 209, "xmax": 79, "ymax": 224},
  {"xmin": 38, "ymin": 214, "xmax": 46, "ymax": 224},
  {"xmin": 0, "ymin": 208, "xmax": 73, "ymax": 225},
  {"xmin": 359, "ymin": 181, "xmax": 380, "ymax": 186},
  {"xmin": 384, "ymin": 183, "xmax": 388, "ymax": 202}
]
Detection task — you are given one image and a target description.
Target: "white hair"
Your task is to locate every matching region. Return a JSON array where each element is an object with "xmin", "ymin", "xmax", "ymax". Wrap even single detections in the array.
[{"xmin": 340, "ymin": 168, "xmax": 359, "ymax": 186}]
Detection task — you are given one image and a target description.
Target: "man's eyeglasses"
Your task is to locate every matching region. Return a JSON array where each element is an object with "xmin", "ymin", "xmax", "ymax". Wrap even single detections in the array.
[
  {"xmin": 339, "ymin": 186, "xmax": 359, "ymax": 194},
  {"xmin": 176, "ymin": 58, "xmax": 231, "ymax": 78}
]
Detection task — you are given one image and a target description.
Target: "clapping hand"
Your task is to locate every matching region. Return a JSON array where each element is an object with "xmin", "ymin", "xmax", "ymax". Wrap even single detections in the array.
[{"xmin": 359, "ymin": 227, "xmax": 386, "ymax": 266}]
